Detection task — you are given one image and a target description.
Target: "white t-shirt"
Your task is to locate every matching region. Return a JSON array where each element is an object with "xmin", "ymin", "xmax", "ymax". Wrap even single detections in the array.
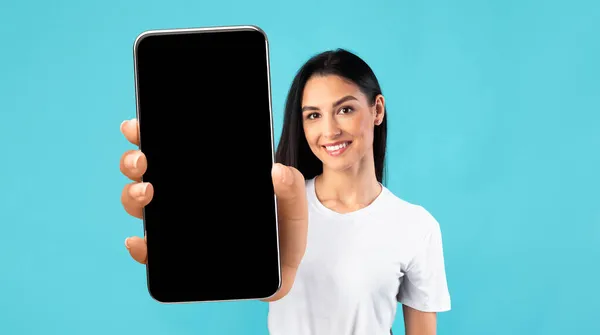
[{"xmin": 267, "ymin": 178, "xmax": 451, "ymax": 335}]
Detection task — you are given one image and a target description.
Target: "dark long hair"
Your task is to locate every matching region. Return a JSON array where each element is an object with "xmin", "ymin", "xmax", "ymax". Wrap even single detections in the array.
[{"xmin": 275, "ymin": 48, "xmax": 388, "ymax": 184}]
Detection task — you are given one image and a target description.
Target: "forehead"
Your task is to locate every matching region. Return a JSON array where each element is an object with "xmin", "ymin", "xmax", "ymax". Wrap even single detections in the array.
[{"xmin": 302, "ymin": 75, "xmax": 365, "ymax": 106}]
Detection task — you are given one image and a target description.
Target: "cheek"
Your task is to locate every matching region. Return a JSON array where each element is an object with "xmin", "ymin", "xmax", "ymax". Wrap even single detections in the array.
[
  {"xmin": 346, "ymin": 115, "xmax": 372, "ymax": 138},
  {"xmin": 303, "ymin": 124, "xmax": 319, "ymax": 145}
]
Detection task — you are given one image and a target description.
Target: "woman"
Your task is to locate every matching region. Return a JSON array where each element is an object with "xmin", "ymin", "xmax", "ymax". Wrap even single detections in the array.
[{"xmin": 120, "ymin": 49, "xmax": 451, "ymax": 335}]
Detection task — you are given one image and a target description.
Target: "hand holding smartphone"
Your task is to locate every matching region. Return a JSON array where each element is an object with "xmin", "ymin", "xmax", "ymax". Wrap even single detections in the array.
[{"xmin": 130, "ymin": 25, "xmax": 291, "ymax": 304}]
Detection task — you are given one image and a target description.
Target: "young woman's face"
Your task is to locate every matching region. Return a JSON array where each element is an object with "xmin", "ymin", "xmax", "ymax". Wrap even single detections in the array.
[{"xmin": 301, "ymin": 75, "xmax": 384, "ymax": 173}]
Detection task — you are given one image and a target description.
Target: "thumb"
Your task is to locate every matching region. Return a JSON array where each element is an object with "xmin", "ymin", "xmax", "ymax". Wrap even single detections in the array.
[
  {"xmin": 271, "ymin": 163, "xmax": 306, "ymax": 219},
  {"xmin": 271, "ymin": 163, "xmax": 308, "ymax": 268}
]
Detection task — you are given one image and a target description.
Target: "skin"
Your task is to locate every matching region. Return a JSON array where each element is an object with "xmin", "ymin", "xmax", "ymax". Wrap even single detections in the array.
[{"xmin": 119, "ymin": 74, "xmax": 437, "ymax": 334}]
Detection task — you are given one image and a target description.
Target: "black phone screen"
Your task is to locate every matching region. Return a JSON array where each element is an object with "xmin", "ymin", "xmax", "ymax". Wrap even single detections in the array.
[{"xmin": 133, "ymin": 26, "xmax": 281, "ymax": 303}]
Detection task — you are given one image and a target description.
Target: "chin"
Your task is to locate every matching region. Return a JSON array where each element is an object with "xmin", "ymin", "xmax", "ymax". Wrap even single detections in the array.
[
  {"xmin": 320, "ymin": 152, "xmax": 359, "ymax": 172},
  {"xmin": 325, "ymin": 162, "xmax": 355, "ymax": 173}
]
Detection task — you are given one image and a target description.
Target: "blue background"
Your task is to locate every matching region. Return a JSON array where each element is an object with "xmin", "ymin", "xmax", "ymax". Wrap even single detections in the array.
[{"xmin": 1, "ymin": 0, "xmax": 599, "ymax": 334}]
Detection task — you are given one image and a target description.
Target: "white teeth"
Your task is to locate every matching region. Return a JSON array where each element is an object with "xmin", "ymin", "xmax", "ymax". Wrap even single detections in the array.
[{"xmin": 325, "ymin": 142, "xmax": 348, "ymax": 151}]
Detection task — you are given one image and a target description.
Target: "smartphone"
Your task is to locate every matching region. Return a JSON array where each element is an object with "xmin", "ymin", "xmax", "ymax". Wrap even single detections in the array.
[{"xmin": 132, "ymin": 25, "xmax": 281, "ymax": 303}]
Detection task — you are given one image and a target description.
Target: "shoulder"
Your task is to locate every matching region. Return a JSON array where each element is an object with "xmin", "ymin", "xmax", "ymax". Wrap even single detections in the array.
[
  {"xmin": 304, "ymin": 177, "xmax": 315, "ymax": 188},
  {"xmin": 304, "ymin": 177, "xmax": 314, "ymax": 187},
  {"xmin": 304, "ymin": 178, "xmax": 313, "ymax": 195},
  {"xmin": 379, "ymin": 187, "xmax": 442, "ymax": 238}
]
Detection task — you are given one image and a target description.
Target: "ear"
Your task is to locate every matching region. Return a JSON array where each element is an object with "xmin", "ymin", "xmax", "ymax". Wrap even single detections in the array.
[{"xmin": 373, "ymin": 94, "xmax": 385, "ymax": 126}]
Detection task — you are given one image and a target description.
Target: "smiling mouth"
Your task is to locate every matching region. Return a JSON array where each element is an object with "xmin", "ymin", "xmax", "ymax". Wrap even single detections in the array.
[{"xmin": 322, "ymin": 141, "xmax": 352, "ymax": 156}]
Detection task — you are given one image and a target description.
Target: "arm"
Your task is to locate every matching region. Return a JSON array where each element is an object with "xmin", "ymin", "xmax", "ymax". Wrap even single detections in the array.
[
  {"xmin": 403, "ymin": 304, "xmax": 437, "ymax": 335},
  {"xmin": 396, "ymin": 206, "xmax": 451, "ymax": 334}
]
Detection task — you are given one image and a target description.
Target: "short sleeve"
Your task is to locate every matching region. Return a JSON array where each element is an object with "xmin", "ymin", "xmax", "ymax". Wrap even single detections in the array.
[{"xmin": 397, "ymin": 207, "xmax": 451, "ymax": 312}]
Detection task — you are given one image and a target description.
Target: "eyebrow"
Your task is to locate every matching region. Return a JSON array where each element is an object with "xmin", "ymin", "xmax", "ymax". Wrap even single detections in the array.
[{"xmin": 301, "ymin": 95, "xmax": 358, "ymax": 112}]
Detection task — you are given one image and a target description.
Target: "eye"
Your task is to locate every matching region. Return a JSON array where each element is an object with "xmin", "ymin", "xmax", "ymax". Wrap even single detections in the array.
[
  {"xmin": 339, "ymin": 107, "xmax": 353, "ymax": 114},
  {"xmin": 306, "ymin": 112, "xmax": 320, "ymax": 120}
]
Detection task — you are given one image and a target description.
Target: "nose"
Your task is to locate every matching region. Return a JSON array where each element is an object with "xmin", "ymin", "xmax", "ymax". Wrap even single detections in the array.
[{"xmin": 322, "ymin": 117, "xmax": 341, "ymax": 139}]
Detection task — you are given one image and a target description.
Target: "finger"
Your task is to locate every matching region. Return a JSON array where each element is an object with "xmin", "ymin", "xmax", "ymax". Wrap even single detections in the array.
[
  {"xmin": 271, "ymin": 163, "xmax": 307, "ymax": 269},
  {"xmin": 121, "ymin": 182, "xmax": 154, "ymax": 219},
  {"xmin": 120, "ymin": 118, "xmax": 140, "ymax": 146},
  {"xmin": 125, "ymin": 236, "xmax": 147, "ymax": 264},
  {"xmin": 120, "ymin": 150, "xmax": 147, "ymax": 181}
]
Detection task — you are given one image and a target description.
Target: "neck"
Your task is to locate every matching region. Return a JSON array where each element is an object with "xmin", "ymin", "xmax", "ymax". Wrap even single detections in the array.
[{"xmin": 315, "ymin": 155, "xmax": 382, "ymax": 210}]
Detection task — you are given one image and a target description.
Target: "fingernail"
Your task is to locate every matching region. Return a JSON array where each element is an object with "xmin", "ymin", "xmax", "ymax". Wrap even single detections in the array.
[
  {"xmin": 125, "ymin": 151, "xmax": 141, "ymax": 170},
  {"xmin": 120, "ymin": 120, "xmax": 128, "ymax": 132},
  {"xmin": 125, "ymin": 237, "xmax": 131, "ymax": 249},
  {"xmin": 131, "ymin": 182, "xmax": 149, "ymax": 200},
  {"xmin": 274, "ymin": 163, "xmax": 293, "ymax": 185}
]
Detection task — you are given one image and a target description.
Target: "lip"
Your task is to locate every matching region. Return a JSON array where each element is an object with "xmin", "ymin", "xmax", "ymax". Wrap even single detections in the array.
[
  {"xmin": 322, "ymin": 141, "xmax": 351, "ymax": 147},
  {"xmin": 322, "ymin": 141, "xmax": 352, "ymax": 157}
]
